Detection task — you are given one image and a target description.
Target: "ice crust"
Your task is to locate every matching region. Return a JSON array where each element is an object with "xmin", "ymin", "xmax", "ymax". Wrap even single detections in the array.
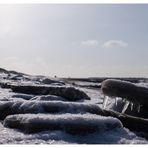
[
  {"xmin": 0, "ymin": 71, "xmax": 148, "ymax": 144},
  {"xmin": 3, "ymin": 113, "xmax": 122, "ymax": 134}
]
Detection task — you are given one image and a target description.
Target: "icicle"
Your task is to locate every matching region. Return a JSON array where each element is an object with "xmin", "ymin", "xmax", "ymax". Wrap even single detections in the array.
[
  {"xmin": 137, "ymin": 105, "xmax": 142, "ymax": 113},
  {"xmin": 103, "ymin": 96, "xmax": 109, "ymax": 109},
  {"xmin": 122, "ymin": 101, "xmax": 130, "ymax": 113},
  {"xmin": 122, "ymin": 99, "xmax": 126, "ymax": 103},
  {"xmin": 130, "ymin": 102, "xmax": 133, "ymax": 111},
  {"xmin": 115, "ymin": 97, "xmax": 119, "ymax": 106}
]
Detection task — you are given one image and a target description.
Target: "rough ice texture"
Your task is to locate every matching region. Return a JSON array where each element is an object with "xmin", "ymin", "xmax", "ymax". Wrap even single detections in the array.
[
  {"xmin": 0, "ymin": 122, "xmax": 147, "ymax": 144},
  {"xmin": 40, "ymin": 77, "xmax": 65, "ymax": 85},
  {"xmin": 3, "ymin": 113, "xmax": 122, "ymax": 134},
  {"xmin": 0, "ymin": 100, "xmax": 103, "ymax": 120},
  {"xmin": 109, "ymin": 98, "xmax": 148, "ymax": 118},
  {"xmin": 1, "ymin": 68, "xmax": 148, "ymax": 144},
  {"xmin": 10, "ymin": 85, "xmax": 90, "ymax": 101},
  {"xmin": 101, "ymin": 79, "xmax": 148, "ymax": 107},
  {"xmin": 31, "ymin": 95, "xmax": 66, "ymax": 101},
  {"xmin": 11, "ymin": 94, "xmax": 34, "ymax": 100}
]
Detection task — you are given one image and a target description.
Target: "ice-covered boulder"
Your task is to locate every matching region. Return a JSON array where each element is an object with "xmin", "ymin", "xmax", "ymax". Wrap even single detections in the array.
[
  {"xmin": 101, "ymin": 79, "xmax": 148, "ymax": 111},
  {"xmin": 40, "ymin": 77, "xmax": 65, "ymax": 85},
  {"xmin": 10, "ymin": 85, "xmax": 90, "ymax": 101},
  {"xmin": 109, "ymin": 98, "xmax": 148, "ymax": 118},
  {"xmin": 0, "ymin": 100, "xmax": 103, "ymax": 120},
  {"xmin": 11, "ymin": 94, "xmax": 34, "ymax": 100},
  {"xmin": 30, "ymin": 95, "xmax": 66, "ymax": 101},
  {"xmin": 3, "ymin": 113, "xmax": 122, "ymax": 134}
]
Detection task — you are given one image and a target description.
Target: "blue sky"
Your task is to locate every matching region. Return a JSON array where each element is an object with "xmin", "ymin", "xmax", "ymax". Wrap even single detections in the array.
[{"xmin": 0, "ymin": 4, "xmax": 148, "ymax": 77}]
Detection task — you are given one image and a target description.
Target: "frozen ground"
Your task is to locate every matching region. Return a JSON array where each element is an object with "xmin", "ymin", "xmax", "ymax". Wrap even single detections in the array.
[{"xmin": 0, "ymin": 69, "xmax": 148, "ymax": 144}]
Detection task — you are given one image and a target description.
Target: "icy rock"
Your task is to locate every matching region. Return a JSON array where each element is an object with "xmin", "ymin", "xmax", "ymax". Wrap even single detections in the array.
[
  {"xmin": 40, "ymin": 77, "xmax": 65, "ymax": 85},
  {"xmin": 0, "ymin": 82, "xmax": 11, "ymax": 89},
  {"xmin": 11, "ymin": 94, "xmax": 34, "ymax": 100},
  {"xmin": 10, "ymin": 85, "xmax": 90, "ymax": 101},
  {"xmin": 109, "ymin": 98, "xmax": 148, "ymax": 118},
  {"xmin": 101, "ymin": 79, "xmax": 148, "ymax": 108},
  {"xmin": 0, "ymin": 100, "xmax": 104, "ymax": 120},
  {"xmin": 31, "ymin": 95, "xmax": 66, "ymax": 101},
  {"xmin": 3, "ymin": 113, "xmax": 122, "ymax": 134}
]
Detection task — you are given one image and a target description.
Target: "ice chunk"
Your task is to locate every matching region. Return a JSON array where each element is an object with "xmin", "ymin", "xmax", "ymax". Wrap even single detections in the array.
[
  {"xmin": 137, "ymin": 105, "xmax": 142, "ymax": 113},
  {"xmin": 115, "ymin": 97, "xmax": 120, "ymax": 106},
  {"xmin": 122, "ymin": 101, "xmax": 129, "ymax": 113},
  {"xmin": 130, "ymin": 102, "xmax": 133, "ymax": 111},
  {"xmin": 103, "ymin": 96, "xmax": 109, "ymax": 109}
]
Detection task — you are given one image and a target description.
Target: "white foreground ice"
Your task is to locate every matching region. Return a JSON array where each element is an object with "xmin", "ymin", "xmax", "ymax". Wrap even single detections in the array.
[
  {"xmin": 0, "ymin": 120, "xmax": 147, "ymax": 144},
  {"xmin": 0, "ymin": 71, "xmax": 148, "ymax": 144}
]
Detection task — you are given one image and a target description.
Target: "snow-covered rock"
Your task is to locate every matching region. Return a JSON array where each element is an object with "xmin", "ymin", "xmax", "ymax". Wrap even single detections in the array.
[
  {"xmin": 0, "ymin": 100, "xmax": 103, "ymax": 120},
  {"xmin": 3, "ymin": 113, "xmax": 122, "ymax": 134},
  {"xmin": 101, "ymin": 79, "xmax": 148, "ymax": 108},
  {"xmin": 11, "ymin": 94, "xmax": 34, "ymax": 100},
  {"xmin": 11, "ymin": 85, "xmax": 90, "ymax": 101},
  {"xmin": 31, "ymin": 95, "xmax": 66, "ymax": 101},
  {"xmin": 40, "ymin": 77, "xmax": 65, "ymax": 85}
]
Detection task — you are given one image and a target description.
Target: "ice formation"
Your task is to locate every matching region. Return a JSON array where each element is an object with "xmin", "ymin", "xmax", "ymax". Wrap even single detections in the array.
[
  {"xmin": 103, "ymin": 96, "xmax": 109, "ymax": 109},
  {"xmin": 3, "ymin": 113, "xmax": 123, "ymax": 134},
  {"xmin": 1, "ymin": 68, "xmax": 148, "ymax": 144},
  {"xmin": 130, "ymin": 102, "xmax": 134, "ymax": 111},
  {"xmin": 0, "ymin": 100, "xmax": 104, "ymax": 120},
  {"xmin": 101, "ymin": 79, "xmax": 148, "ymax": 113},
  {"xmin": 122, "ymin": 101, "xmax": 130, "ymax": 113}
]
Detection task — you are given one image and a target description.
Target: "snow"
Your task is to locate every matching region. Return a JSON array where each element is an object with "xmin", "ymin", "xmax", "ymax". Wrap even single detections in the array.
[{"xmin": 0, "ymin": 120, "xmax": 147, "ymax": 144}]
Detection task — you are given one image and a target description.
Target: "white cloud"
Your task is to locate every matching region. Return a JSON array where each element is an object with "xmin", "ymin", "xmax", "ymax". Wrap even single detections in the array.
[
  {"xmin": 81, "ymin": 40, "xmax": 98, "ymax": 47},
  {"xmin": 103, "ymin": 40, "xmax": 128, "ymax": 48}
]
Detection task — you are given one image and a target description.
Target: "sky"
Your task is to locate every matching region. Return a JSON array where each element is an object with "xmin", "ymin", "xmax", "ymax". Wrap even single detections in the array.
[{"xmin": 0, "ymin": 4, "xmax": 148, "ymax": 78}]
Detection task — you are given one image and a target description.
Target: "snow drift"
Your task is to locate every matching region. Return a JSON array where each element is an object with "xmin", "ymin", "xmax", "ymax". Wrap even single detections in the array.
[{"xmin": 3, "ymin": 113, "xmax": 122, "ymax": 134}]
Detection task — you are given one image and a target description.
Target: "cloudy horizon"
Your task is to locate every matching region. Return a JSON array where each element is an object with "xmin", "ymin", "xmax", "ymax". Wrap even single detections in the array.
[{"xmin": 0, "ymin": 4, "xmax": 148, "ymax": 78}]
